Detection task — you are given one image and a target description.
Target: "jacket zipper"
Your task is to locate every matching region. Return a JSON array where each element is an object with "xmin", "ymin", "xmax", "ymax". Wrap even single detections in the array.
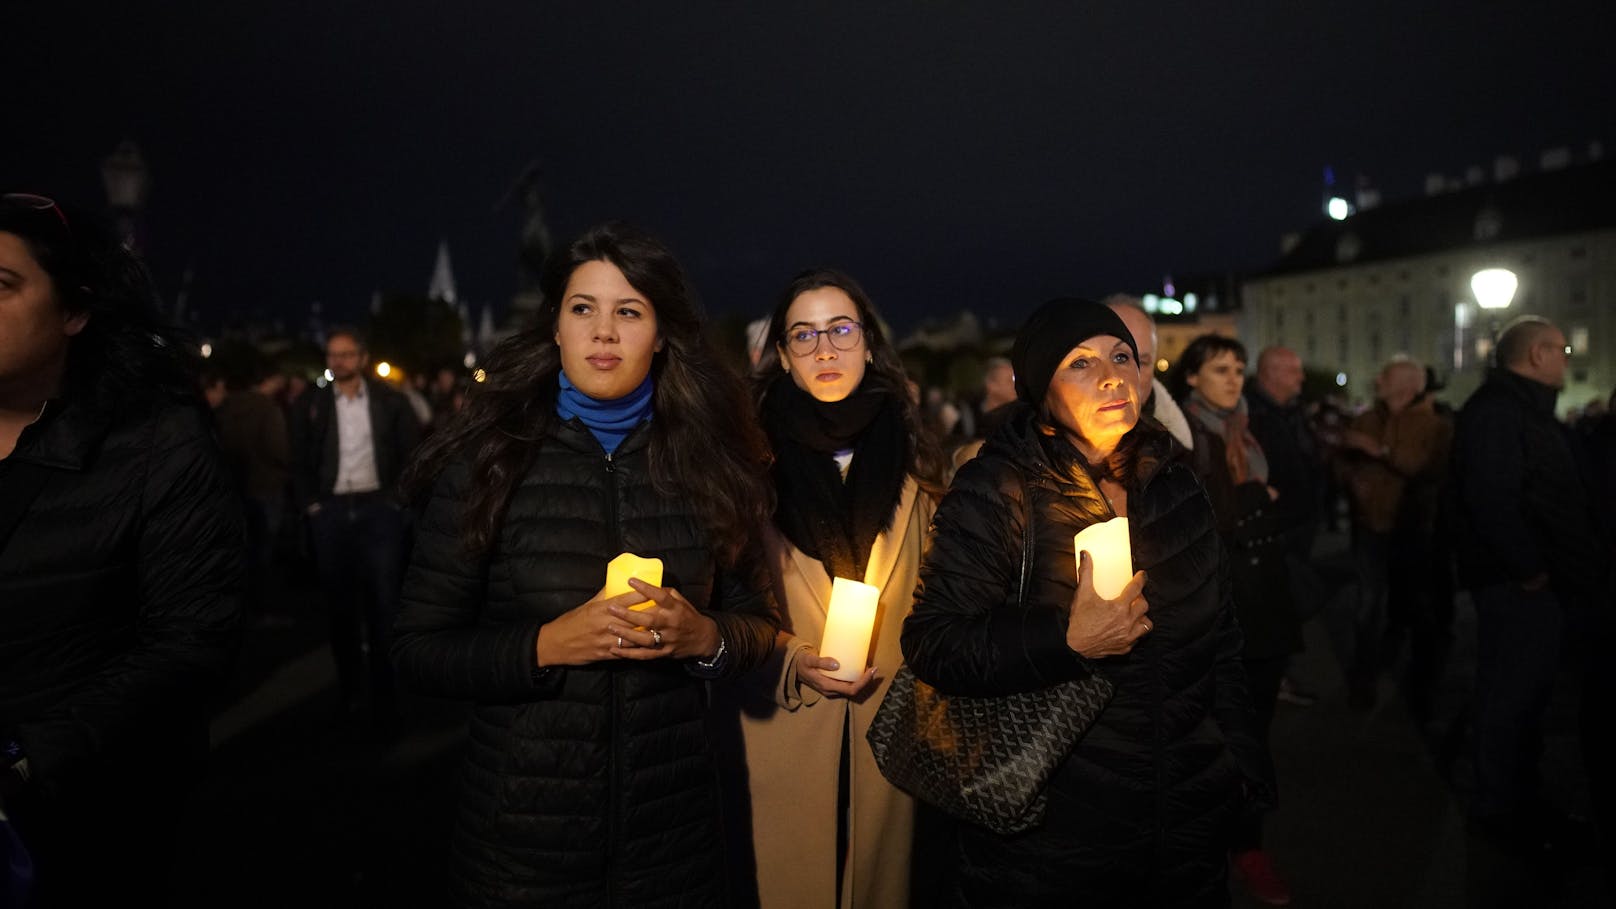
[{"xmin": 604, "ymin": 447, "xmax": 621, "ymax": 906}]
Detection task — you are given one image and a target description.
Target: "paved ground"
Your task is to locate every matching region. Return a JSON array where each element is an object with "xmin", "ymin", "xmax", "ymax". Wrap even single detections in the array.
[{"xmin": 168, "ymin": 533, "xmax": 1613, "ymax": 907}]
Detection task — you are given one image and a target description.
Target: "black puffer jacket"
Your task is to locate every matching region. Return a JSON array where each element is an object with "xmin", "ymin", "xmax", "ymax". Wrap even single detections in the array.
[
  {"xmin": 1, "ymin": 397, "xmax": 242, "ymax": 789},
  {"xmin": 393, "ymin": 418, "xmax": 777, "ymax": 908},
  {"xmin": 903, "ymin": 409, "xmax": 1272, "ymax": 908}
]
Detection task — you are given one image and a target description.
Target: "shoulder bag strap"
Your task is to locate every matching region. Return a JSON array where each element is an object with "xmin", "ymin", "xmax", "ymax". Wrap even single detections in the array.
[{"xmin": 1016, "ymin": 470, "xmax": 1033, "ymax": 610}]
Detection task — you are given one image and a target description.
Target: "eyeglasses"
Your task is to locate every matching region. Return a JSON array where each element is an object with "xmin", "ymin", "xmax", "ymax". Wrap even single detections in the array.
[
  {"xmin": 784, "ymin": 321, "xmax": 863, "ymax": 356},
  {"xmin": 2, "ymin": 193, "xmax": 71, "ymax": 231}
]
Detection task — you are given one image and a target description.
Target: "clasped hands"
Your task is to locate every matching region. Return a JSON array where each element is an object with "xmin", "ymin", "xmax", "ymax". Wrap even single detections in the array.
[
  {"xmin": 1066, "ymin": 550, "xmax": 1152, "ymax": 659},
  {"xmin": 535, "ymin": 577, "xmax": 721, "ymax": 668}
]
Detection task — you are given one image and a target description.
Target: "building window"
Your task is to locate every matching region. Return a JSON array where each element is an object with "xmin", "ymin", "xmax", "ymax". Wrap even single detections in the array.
[{"xmin": 1399, "ymin": 295, "xmax": 1410, "ymax": 317}]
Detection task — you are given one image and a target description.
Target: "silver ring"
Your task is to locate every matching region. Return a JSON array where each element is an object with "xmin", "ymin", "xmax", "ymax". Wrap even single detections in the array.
[
  {"xmin": 651, "ymin": 629, "xmax": 664, "ymax": 648},
  {"xmin": 616, "ymin": 636, "xmax": 624, "ymax": 649}
]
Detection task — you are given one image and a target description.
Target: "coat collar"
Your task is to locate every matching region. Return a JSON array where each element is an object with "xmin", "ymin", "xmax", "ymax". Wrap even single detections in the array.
[
  {"xmin": 6, "ymin": 397, "xmax": 115, "ymax": 471},
  {"xmin": 784, "ymin": 475, "xmax": 920, "ymax": 614}
]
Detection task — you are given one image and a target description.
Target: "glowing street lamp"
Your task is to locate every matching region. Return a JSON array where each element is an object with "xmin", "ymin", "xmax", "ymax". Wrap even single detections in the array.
[
  {"xmin": 1326, "ymin": 197, "xmax": 1352, "ymax": 221},
  {"xmin": 1471, "ymin": 268, "xmax": 1518, "ymax": 311}
]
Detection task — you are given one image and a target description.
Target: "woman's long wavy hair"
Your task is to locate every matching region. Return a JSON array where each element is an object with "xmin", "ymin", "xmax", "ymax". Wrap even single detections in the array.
[
  {"xmin": 401, "ymin": 222, "xmax": 773, "ymax": 566},
  {"xmin": 0, "ymin": 195, "xmax": 199, "ymax": 409},
  {"xmin": 752, "ymin": 267, "xmax": 946, "ymax": 499}
]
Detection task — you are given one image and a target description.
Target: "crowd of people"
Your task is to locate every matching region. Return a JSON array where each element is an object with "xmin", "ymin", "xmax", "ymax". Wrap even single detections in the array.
[{"xmin": 3, "ymin": 193, "xmax": 1614, "ymax": 908}]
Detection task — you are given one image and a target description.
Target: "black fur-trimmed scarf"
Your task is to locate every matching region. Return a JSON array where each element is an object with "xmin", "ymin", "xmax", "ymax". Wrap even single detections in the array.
[{"xmin": 762, "ymin": 373, "xmax": 909, "ymax": 581}]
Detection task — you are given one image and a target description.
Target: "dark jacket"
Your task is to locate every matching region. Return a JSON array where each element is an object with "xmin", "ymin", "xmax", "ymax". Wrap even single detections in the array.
[
  {"xmin": 0, "ymin": 395, "xmax": 242, "ymax": 901},
  {"xmin": 1453, "ymin": 369, "xmax": 1608, "ymax": 602},
  {"xmin": 1183, "ymin": 416, "xmax": 1304, "ymax": 659},
  {"xmin": 1244, "ymin": 387, "xmax": 1323, "ymax": 535},
  {"xmin": 214, "ymin": 389, "xmax": 289, "ymax": 501},
  {"xmin": 393, "ymin": 418, "xmax": 778, "ymax": 908},
  {"xmin": 902, "ymin": 409, "xmax": 1271, "ymax": 908},
  {"xmin": 287, "ymin": 378, "xmax": 419, "ymax": 507}
]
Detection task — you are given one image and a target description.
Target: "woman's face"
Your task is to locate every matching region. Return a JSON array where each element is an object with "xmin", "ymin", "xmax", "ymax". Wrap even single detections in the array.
[
  {"xmin": 0, "ymin": 231, "xmax": 87, "ymax": 391},
  {"xmin": 554, "ymin": 259, "xmax": 662, "ymax": 400},
  {"xmin": 1044, "ymin": 334, "xmax": 1141, "ymax": 455},
  {"xmin": 1187, "ymin": 349, "xmax": 1246, "ymax": 410},
  {"xmin": 778, "ymin": 286, "xmax": 868, "ymax": 403}
]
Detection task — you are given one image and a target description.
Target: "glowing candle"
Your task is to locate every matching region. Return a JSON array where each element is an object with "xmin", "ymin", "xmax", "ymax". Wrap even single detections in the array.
[
  {"xmin": 1073, "ymin": 517, "xmax": 1132, "ymax": 600},
  {"xmin": 820, "ymin": 577, "xmax": 880, "ymax": 682},
  {"xmin": 603, "ymin": 552, "xmax": 663, "ymax": 612}
]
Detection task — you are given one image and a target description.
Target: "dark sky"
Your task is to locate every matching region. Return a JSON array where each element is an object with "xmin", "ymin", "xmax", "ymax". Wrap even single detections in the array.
[{"xmin": 9, "ymin": 1, "xmax": 1611, "ymax": 335}]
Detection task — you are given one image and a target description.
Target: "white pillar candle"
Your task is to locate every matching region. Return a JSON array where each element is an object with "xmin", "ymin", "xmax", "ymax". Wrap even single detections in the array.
[
  {"xmin": 821, "ymin": 577, "xmax": 880, "ymax": 681},
  {"xmin": 603, "ymin": 552, "xmax": 663, "ymax": 613},
  {"xmin": 1073, "ymin": 517, "xmax": 1132, "ymax": 600}
]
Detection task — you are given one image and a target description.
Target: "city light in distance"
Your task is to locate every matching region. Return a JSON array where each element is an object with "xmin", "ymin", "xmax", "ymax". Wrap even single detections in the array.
[
  {"xmin": 1335, "ymin": 372, "xmax": 1348, "ymax": 387},
  {"xmin": 323, "ymin": 369, "xmax": 334, "ymax": 382},
  {"xmin": 1471, "ymin": 268, "xmax": 1518, "ymax": 310},
  {"xmin": 200, "ymin": 342, "xmax": 213, "ymax": 358},
  {"xmin": 463, "ymin": 351, "xmax": 477, "ymax": 368},
  {"xmin": 375, "ymin": 361, "xmax": 392, "ymax": 378},
  {"xmin": 1327, "ymin": 197, "xmax": 1351, "ymax": 220}
]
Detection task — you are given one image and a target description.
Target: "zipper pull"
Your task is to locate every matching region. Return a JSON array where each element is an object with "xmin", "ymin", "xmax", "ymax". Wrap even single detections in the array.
[{"xmin": 604, "ymin": 452, "xmax": 615, "ymax": 473}]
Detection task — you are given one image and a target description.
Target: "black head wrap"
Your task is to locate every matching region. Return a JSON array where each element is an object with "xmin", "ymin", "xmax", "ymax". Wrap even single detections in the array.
[{"xmin": 1011, "ymin": 297, "xmax": 1138, "ymax": 406}]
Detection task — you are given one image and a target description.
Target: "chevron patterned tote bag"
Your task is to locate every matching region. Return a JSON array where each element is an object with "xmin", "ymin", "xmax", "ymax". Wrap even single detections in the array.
[{"xmin": 867, "ymin": 473, "xmax": 1114, "ymax": 835}]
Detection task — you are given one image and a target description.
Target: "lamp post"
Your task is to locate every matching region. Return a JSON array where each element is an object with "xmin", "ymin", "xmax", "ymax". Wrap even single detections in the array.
[{"xmin": 101, "ymin": 140, "xmax": 150, "ymax": 253}]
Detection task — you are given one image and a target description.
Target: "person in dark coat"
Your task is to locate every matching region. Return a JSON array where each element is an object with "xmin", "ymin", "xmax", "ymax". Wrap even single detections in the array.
[
  {"xmin": 288, "ymin": 327, "xmax": 420, "ymax": 730},
  {"xmin": 0, "ymin": 193, "xmax": 243, "ymax": 906},
  {"xmin": 392, "ymin": 222, "xmax": 780, "ymax": 908},
  {"xmin": 903, "ymin": 298, "xmax": 1272, "ymax": 908},
  {"xmin": 1167, "ymin": 333, "xmax": 1301, "ymax": 904},
  {"xmin": 1453, "ymin": 316, "xmax": 1611, "ymax": 858}
]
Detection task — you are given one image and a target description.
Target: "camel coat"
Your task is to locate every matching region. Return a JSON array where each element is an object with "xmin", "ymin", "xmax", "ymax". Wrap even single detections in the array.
[{"xmin": 718, "ymin": 477, "xmax": 933, "ymax": 909}]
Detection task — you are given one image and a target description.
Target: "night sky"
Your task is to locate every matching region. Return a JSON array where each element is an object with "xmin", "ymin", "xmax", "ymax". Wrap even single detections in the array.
[{"xmin": 9, "ymin": 0, "xmax": 1611, "ymax": 335}]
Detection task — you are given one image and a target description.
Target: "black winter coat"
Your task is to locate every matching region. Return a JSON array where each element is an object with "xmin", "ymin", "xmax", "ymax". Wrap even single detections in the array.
[
  {"xmin": 0, "ymin": 395, "xmax": 242, "ymax": 898},
  {"xmin": 1453, "ymin": 369, "xmax": 1609, "ymax": 602},
  {"xmin": 902, "ymin": 409, "xmax": 1272, "ymax": 908},
  {"xmin": 393, "ymin": 418, "xmax": 778, "ymax": 908},
  {"xmin": 1183, "ymin": 415, "xmax": 1303, "ymax": 660}
]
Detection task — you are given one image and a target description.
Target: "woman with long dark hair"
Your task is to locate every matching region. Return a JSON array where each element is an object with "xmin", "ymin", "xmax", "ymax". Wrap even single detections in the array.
[
  {"xmin": 392, "ymin": 222, "xmax": 779, "ymax": 907},
  {"xmin": 0, "ymin": 193, "xmax": 243, "ymax": 905},
  {"xmin": 716, "ymin": 268, "xmax": 944, "ymax": 908},
  {"xmin": 1166, "ymin": 333, "xmax": 1301, "ymax": 905},
  {"xmin": 902, "ymin": 298, "xmax": 1271, "ymax": 907}
]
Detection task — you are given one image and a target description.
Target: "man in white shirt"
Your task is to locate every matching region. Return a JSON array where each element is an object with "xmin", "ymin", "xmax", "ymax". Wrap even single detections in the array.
[{"xmin": 290, "ymin": 329, "xmax": 421, "ymax": 734}]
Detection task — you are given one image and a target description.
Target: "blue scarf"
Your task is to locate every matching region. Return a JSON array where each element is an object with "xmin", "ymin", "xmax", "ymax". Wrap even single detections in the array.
[{"xmin": 556, "ymin": 371, "xmax": 654, "ymax": 454}]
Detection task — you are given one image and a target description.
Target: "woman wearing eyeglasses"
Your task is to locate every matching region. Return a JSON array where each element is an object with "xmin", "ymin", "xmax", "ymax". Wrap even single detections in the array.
[
  {"xmin": 0, "ymin": 194, "xmax": 243, "ymax": 906},
  {"xmin": 715, "ymin": 268, "xmax": 945, "ymax": 908},
  {"xmin": 393, "ymin": 222, "xmax": 779, "ymax": 907}
]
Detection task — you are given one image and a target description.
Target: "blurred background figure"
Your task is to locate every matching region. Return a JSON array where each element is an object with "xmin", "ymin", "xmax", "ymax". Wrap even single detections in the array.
[
  {"xmin": 288, "ymin": 328, "xmax": 420, "ymax": 736},
  {"xmin": 213, "ymin": 354, "xmax": 291, "ymax": 625},
  {"xmin": 1169, "ymin": 333, "xmax": 1300, "ymax": 906},
  {"xmin": 1103, "ymin": 294, "xmax": 1193, "ymax": 451},
  {"xmin": 1335, "ymin": 357, "xmax": 1453, "ymax": 715},
  {"xmin": 0, "ymin": 192, "xmax": 243, "ymax": 906},
  {"xmin": 1452, "ymin": 317, "xmax": 1609, "ymax": 861}
]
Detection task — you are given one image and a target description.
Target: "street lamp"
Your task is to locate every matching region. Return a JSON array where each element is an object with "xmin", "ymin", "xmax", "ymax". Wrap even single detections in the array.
[{"xmin": 1471, "ymin": 268, "xmax": 1517, "ymax": 310}]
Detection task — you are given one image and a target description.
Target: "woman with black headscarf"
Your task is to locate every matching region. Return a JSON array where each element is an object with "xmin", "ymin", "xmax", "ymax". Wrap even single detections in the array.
[
  {"xmin": 902, "ymin": 298, "xmax": 1272, "ymax": 907},
  {"xmin": 718, "ymin": 268, "xmax": 944, "ymax": 908}
]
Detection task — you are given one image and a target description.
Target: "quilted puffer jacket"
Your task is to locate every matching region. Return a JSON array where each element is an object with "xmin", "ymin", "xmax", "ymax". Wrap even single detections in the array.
[
  {"xmin": 902, "ymin": 407, "xmax": 1273, "ymax": 908},
  {"xmin": 0, "ymin": 396, "xmax": 243, "ymax": 790},
  {"xmin": 393, "ymin": 418, "xmax": 778, "ymax": 908}
]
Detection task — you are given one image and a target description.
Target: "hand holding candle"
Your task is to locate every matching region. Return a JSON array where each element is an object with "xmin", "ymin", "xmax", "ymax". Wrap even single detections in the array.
[
  {"xmin": 1067, "ymin": 518, "xmax": 1151, "ymax": 659},
  {"xmin": 819, "ymin": 578, "xmax": 880, "ymax": 682},
  {"xmin": 1073, "ymin": 517, "xmax": 1132, "ymax": 599}
]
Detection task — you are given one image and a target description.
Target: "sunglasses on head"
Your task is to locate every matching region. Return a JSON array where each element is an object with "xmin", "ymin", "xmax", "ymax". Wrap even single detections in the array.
[{"xmin": 2, "ymin": 193, "xmax": 71, "ymax": 231}]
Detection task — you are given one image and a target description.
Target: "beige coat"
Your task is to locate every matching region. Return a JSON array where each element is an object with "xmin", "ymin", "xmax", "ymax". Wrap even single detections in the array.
[{"xmin": 724, "ymin": 477, "xmax": 933, "ymax": 909}]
